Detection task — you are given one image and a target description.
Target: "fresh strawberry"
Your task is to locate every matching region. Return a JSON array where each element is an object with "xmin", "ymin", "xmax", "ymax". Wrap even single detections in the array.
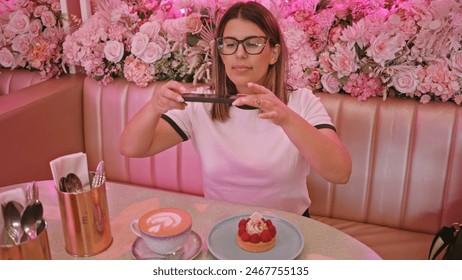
[
  {"xmin": 238, "ymin": 219, "xmax": 248, "ymax": 228},
  {"xmin": 240, "ymin": 231, "xmax": 250, "ymax": 242},
  {"xmin": 261, "ymin": 230, "xmax": 273, "ymax": 242},
  {"xmin": 250, "ymin": 233, "xmax": 260, "ymax": 243},
  {"xmin": 238, "ymin": 227, "xmax": 246, "ymax": 236},
  {"xmin": 269, "ymin": 225, "xmax": 277, "ymax": 237},
  {"xmin": 265, "ymin": 220, "xmax": 273, "ymax": 227}
]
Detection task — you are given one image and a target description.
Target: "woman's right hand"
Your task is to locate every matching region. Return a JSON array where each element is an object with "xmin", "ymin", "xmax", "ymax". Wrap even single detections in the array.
[{"xmin": 151, "ymin": 81, "xmax": 187, "ymax": 113}]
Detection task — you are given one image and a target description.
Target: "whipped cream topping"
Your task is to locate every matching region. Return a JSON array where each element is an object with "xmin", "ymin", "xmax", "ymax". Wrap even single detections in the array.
[{"xmin": 246, "ymin": 212, "xmax": 268, "ymax": 235}]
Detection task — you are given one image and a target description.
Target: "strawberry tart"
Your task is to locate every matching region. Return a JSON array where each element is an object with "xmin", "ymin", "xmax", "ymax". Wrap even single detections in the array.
[{"xmin": 236, "ymin": 212, "xmax": 277, "ymax": 252}]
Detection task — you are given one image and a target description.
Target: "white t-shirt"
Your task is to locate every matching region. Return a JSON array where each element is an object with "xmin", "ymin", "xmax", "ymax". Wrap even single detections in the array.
[{"xmin": 164, "ymin": 88, "xmax": 334, "ymax": 214}]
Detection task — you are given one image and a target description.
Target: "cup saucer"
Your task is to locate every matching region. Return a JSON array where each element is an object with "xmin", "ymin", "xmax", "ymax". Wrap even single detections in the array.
[{"xmin": 132, "ymin": 230, "xmax": 202, "ymax": 260}]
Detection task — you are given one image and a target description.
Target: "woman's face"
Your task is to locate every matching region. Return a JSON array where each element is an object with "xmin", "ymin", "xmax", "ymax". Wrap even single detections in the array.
[{"xmin": 220, "ymin": 18, "xmax": 279, "ymax": 94}]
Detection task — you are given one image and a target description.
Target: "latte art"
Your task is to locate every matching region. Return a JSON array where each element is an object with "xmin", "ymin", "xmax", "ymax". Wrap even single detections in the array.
[
  {"xmin": 146, "ymin": 212, "xmax": 182, "ymax": 234},
  {"xmin": 138, "ymin": 208, "xmax": 192, "ymax": 237}
]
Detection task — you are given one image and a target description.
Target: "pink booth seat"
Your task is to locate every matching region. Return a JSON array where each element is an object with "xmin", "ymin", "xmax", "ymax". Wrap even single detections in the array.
[
  {"xmin": 83, "ymin": 77, "xmax": 203, "ymax": 196},
  {"xmin": 309, "ymin": 93, "xmax": 462, "ymax": 260},
  {"xmin": 0, "ymin": 68, "xmax": 44, "ymax": 96}
]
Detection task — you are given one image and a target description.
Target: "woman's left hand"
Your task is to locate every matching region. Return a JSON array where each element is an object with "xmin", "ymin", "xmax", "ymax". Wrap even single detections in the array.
[{"xmin": 232, "ymin": 82, "xmax": 291, "ymax": 126}]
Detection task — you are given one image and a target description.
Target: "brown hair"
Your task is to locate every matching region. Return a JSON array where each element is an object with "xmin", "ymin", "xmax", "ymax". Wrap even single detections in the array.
[{"xmin": 211, "ymin": 1, "xmax": 290, "ymax": 121}]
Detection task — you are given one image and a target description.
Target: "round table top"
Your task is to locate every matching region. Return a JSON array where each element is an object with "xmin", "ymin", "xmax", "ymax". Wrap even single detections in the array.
[{"xmin": 1, "ymin": 180, "xmax": 381, "ymax": 260}]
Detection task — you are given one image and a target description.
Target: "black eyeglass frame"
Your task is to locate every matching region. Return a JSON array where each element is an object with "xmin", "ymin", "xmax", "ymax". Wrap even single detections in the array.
[{"xmin": 216, "ymin": 36, "xmax": 270, "ymax": 55}]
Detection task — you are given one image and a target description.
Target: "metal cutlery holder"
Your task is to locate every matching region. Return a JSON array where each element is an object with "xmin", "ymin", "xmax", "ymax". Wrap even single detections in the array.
[
  {"xmin": 57, "ymin": 174, "xmax": 112, "ymax": 257},
  {"xmin": 0, "ymin": 222, "xmax": 51, "ymax": 260}
]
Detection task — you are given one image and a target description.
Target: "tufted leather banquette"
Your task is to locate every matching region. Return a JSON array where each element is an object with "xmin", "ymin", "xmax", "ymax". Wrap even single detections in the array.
[
  {"xmin": 307, "ymin": 94, "xmax": 462, "ymax": 259},
  {"xmin": 0, "ymin": 68, "xmax": 44, "ymax": 96},
  {"xmin": 1, "ymin": 73, "xmax": 461, "ymax": 259}
]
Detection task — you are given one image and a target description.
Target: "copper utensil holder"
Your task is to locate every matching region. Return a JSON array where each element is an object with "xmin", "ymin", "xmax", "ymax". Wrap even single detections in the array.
[
  {"xmin": 57, "ymin": 176, "xmax": 112, "ymax": 257},
  {"xmin": 0, "ymin": 222, "xmax": 51, "ymax": 260}
]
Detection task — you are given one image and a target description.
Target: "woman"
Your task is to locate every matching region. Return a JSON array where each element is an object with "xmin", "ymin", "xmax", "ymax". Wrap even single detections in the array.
[{"xmin": 120, "ymin": 2, "xmax": 351, "ymax": 216}]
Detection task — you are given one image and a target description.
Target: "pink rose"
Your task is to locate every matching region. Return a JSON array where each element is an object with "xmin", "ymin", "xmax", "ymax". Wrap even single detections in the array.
[
  {"xmin": 307, "ymin": 69, "xmax": 321, "ymax": 85},
  {"xmin": 33, "ymin": 5, "xmax": 48, "ymax": 18},
  {"xmin": 140, "ymin": 42, "xmax": 163, "ymax": 64},
  {"xmin": 131, "ymin": 32, "xmax": 149, "ymax": 57},
  {"xmin": 42, "ymin": 26, "xmax": 61, "ymax": 39},
  {"xmin": 321, "ymin": 72, "xmax": 341, "ymax": 93},
  {"xmin": 12, "ymin": 34, "xmax": 31, "ymax": 54},
  {"xmin": 328, "ymin": 26, "xmax": 343, "ymax": 45},
  {"xmin": 184, "ymin": 13, "xmax": 202, "ymax": 34},
  {"xmin": 7, "ymin": 11, "xmax": 30, "ymax": 34},
  {"xmin": 391, "ymin": 68, "xmax": 418, "ymax": 94},
  {"xmin": 41, "ymin": 11, "xmax": 57, "ymax": 27},
  {"xmin": 51, "ymin": 2, "xmax": 61, "ymax": 13},
  {"xmin": 139, "ymin": 21, "xmax": 161, "ymax": 39},
  {"xmin": 104, "ymin": 40, "xmax": 124, "ymax": 63},
  {"xmin": 335, "ymin": 4, "xmax": 349, "ymax": 19},
  {"xmin": 0, "ymin": 48, "xmax": 14, "ymax": 68},
  {"xmin": 29, "ymin": 20, "xmax": 42, "ymax": 37}
]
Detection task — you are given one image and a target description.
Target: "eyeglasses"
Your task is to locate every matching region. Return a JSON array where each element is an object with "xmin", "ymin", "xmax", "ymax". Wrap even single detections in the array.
[{"xmin": 216, "ymin": 36, "xmax": 269, "ymax": 55}]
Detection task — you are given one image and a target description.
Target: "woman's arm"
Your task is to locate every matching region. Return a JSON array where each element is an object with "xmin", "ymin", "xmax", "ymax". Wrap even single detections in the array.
[
  {"xmin": 119, "ymin": 81, "xmax": 187, "ymax": 158},
  {"xmin": 233, "ymin": 82, "xmax": 352, "ymax": 183}
]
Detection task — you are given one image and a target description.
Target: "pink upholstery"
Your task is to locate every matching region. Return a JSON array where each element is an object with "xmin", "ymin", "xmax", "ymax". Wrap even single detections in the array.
[
  {"xmin": 309, "ymin": 93, "xmax": 462, "ymax": 259},
  {"xmin": 83, "ymin": 78, "xmax": 203, "ymax": 196},
  {"xmin": 0, "ymin": 68, "xmax": 43, "ymax": 96}
]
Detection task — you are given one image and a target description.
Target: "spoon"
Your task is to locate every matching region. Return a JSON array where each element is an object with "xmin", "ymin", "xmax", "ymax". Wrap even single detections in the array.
[
  {"xmin": 20, "ymin": 200, "xmax": 43, "ymax": 240},
  {"xmin": 3, "ymin": 201, "xmax": 24, "ymax": 244},
  {"xmin": 66, "ymin": 173, "xmax": 83, "ymax": 193}
]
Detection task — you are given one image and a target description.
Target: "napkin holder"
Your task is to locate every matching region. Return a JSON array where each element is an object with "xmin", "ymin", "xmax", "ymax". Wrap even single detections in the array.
[
  {"xmin": 0, "ymin": 222, "xmax": 51, "ymax": 260},
  {"xmin": 56, "ymin": 172, "xmax": 112, "ymax": 257}
]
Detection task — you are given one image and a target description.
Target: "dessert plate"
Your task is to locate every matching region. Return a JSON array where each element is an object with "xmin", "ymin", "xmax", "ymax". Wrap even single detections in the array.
[
  {"xmin": 207, "ymin": 214, "xmax": 304, "ymax": 260},
  {"xmin": 132, "ymin": 230, "xmax": 202, "ymax": 260}
]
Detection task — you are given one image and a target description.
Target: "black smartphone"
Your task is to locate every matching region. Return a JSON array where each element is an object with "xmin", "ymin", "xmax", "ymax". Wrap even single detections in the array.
[{"xmin": 182, "ymin": 93, "xmax": 237, "ymax": 103}]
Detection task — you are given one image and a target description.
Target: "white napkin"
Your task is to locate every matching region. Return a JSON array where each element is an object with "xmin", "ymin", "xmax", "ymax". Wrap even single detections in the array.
[
  {"xmin": 0, "ymin": 188, "xmax": 27, "ymax": 208},
  {"xmin": 49, "ymin": 152, "xmax": 90, "ymax": 191}
]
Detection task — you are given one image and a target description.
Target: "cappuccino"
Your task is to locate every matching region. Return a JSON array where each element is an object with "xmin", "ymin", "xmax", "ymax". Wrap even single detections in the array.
[
  {"xmin": 131, "ymin": 208, "xmax": 192, "ymax": 255},
  {"xmin": 138, "ymin": 208, "xmax": 192, "ymax": 236}
]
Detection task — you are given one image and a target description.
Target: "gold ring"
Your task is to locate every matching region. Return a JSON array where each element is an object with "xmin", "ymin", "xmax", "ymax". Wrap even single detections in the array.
[{"xmin": 256, "ymin": 99, "xmax": 262, "ymax": 106}]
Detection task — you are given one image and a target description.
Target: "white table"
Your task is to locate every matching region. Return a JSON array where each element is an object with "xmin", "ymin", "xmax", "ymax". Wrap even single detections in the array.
[{"xmin": 1, "ymin": 181, "xmax": 381, "ymax": 260}]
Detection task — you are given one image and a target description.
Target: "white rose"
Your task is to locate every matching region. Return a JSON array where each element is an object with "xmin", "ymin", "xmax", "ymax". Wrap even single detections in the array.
[
  {"xmin": 321, "ymin": 72, "xmax": 341, "ymax": 93},
  {"xmin": 104, "ymin": 40, "xmax": 124, "ymax": 63},
  {"xmin": 131, "ymin": 32, "xmax": 149, "ymax": 57},
  {"xmin": 140, "ymin": 42, "xmax": 163, "ymax": 64},
  {"xmin": 7, "ymin": 11, "xmax": 30, "ymax": 34},
  {"xmin": 392, "ymin": 68, "xmax": 418, "ymax": 94},
  {"xmin": 11, "ymin": 33, "xmax": 31, "ymax": 54}
]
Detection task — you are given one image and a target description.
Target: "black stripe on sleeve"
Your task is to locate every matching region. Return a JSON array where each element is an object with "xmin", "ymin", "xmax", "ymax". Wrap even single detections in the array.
[
  {"xmin": 315, "ymin": 124, "xmax": 337, "ymax": 133},
  {"xmin": 161, "ymin": 114, "xmax": 189, "ymax": 141}
]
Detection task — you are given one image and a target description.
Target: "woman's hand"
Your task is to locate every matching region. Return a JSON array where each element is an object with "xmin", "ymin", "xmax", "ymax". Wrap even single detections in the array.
[
  {"xmin": 232, "ymin": 82, "xmax": 292, "ymax": 126},
  {"xmin": 151, "ymin": 81, "xmax": 187, "ymax": 113}
]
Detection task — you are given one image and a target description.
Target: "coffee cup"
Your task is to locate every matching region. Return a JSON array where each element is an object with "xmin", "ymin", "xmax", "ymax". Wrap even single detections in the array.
[{"xmin": 131, "ymin": 208, "xmax": 192, "ymax": 255}]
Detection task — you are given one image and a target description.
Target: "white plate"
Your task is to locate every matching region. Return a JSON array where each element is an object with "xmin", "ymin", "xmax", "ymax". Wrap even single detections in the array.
[
  {"xmin": 207, "ymin": 214, "xmax": 304, "ymax": 260},
  {"xmin": 132, "ymin": 230, "xmax": 202, "ymax": 260}
]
